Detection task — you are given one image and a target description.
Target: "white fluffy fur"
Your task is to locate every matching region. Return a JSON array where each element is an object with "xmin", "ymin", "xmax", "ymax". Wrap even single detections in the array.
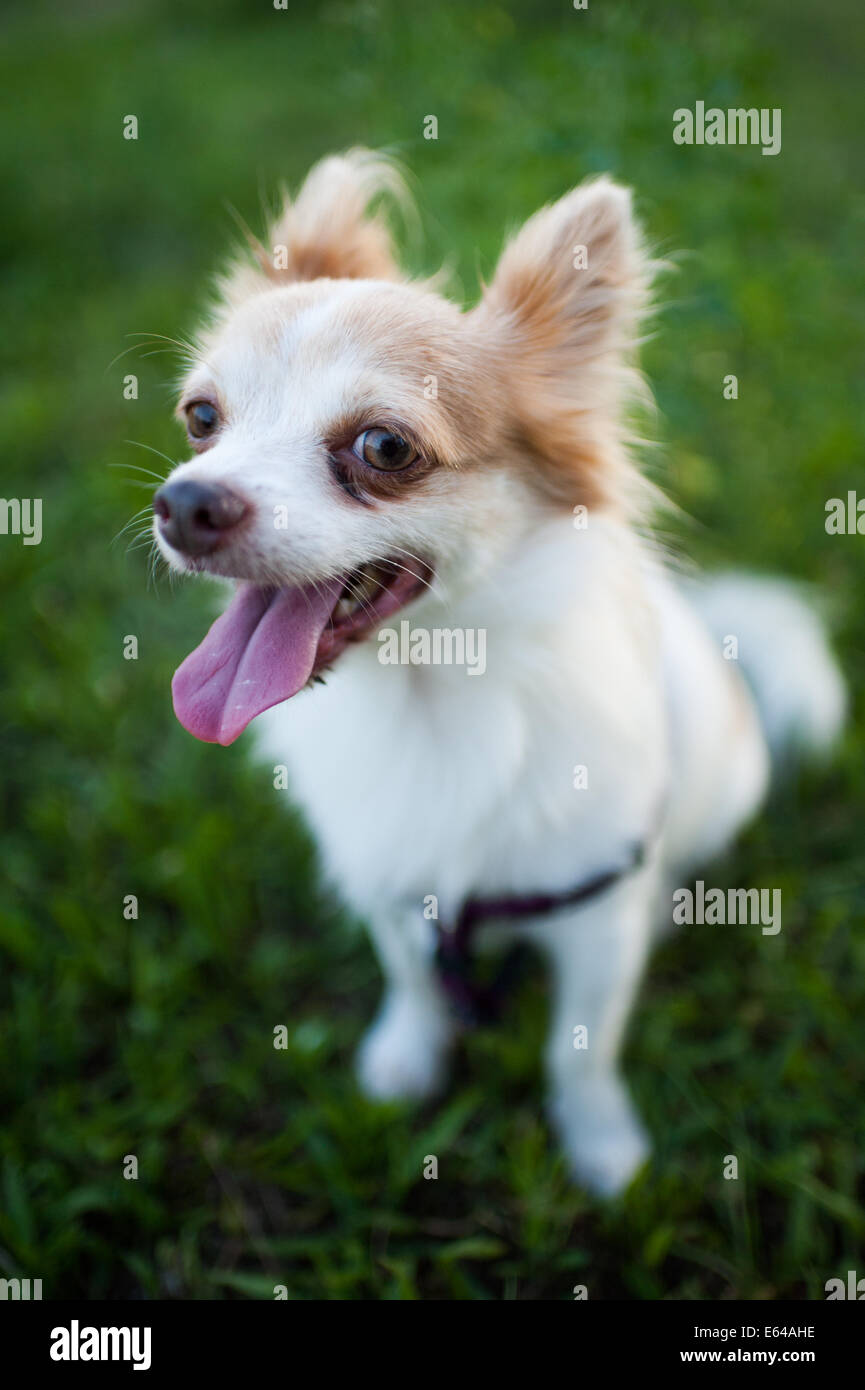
[{"xmin": 253, "ymin": 519, "xmax": 842, "ymax": 1193}]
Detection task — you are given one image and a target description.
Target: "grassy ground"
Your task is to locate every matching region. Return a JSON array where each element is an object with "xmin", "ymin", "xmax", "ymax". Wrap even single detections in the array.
[{"xmin": 1, "ymin": 0, "xmax": 863, "ymax": 1299}]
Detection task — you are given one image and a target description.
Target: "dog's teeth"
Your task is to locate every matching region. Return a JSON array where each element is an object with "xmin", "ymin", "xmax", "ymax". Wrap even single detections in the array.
[
  {"xmin": 333, "ymin": 566, "xmax": 385, "ymax": 622},
  {"xmin": 354, "ymin": 567, "xmax": 383, "ymax": 602},
  {"xmin": 333, "ymin": 597, "xmax": 356, "ymax": 621}
]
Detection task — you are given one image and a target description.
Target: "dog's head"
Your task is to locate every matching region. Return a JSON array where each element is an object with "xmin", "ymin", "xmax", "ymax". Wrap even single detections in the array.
[{"xmin": 153, "ymin": 149, "xmax": 650, "ymax": 744}]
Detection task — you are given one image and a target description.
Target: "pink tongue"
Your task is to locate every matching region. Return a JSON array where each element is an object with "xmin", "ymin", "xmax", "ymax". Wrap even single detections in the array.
[{"xmin": 172, "ymin": 580, "xmax": 343, "ymax": 745}]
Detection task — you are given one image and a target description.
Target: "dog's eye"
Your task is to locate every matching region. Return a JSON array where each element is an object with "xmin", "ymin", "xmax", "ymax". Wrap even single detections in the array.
[
  {"xmin": 185, "ymin": 401, "xmax": 220, "ymax": 440},
  {"xmin": 352, "ymin": 428, "xmax": 417, "ymax": 472}
]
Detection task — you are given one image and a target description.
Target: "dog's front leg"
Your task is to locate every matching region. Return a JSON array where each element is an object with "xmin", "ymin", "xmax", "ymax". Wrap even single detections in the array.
[
  {"xmin": 535, "ymin": 865, "xmax": 658, "ymax": 1196},
  {"xmin": 356, "ymin": 908, "xmax": 455, "ymax": 1103}
]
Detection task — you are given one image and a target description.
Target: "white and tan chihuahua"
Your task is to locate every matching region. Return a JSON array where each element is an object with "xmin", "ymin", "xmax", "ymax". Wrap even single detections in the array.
[{"xmin": 152, "ymin": 151, "xmax": 844, "ymax": 1195}]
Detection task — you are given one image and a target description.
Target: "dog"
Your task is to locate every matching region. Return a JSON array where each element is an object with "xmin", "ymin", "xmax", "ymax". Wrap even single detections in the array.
[{"xmin": 151, "ymin": 150, "xmax": 844, "ymax": 1195}]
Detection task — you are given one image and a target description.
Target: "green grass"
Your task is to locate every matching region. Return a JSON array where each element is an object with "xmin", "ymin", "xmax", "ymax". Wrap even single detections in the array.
[{"xmin": 1, "ymin": 0, "xmax": 864, "ymax": 1299}]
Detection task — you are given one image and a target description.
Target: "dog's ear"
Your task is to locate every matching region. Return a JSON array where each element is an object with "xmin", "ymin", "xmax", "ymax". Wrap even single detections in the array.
[
  {"xmin": 220, "ymin": 149, "xmax": 408, "ymax": 304},
  {"xmin": 474, "ymin": 177, "xmax": 653, "ymax": 510}
]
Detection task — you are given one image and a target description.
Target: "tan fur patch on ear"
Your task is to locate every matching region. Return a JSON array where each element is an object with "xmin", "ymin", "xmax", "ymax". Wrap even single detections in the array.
[
  {"xmin": 474, "ymin": 177, "xmax": 656, "ymax": 516},
  {"xmin": 222, "ymin": 149, "xmax": 408, "ymax": 303}
]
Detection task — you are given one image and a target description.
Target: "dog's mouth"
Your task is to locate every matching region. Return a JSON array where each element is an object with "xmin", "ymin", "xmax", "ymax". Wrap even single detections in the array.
[{"xmin": 171, "ymin": 559, "xmax": 432, "ymax": 745}]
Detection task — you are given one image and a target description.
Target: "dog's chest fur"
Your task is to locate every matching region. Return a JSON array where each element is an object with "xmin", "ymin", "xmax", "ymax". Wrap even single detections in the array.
[{"xmin": 252, "ymin": 516, "xmax": 674, "ymax": 924}]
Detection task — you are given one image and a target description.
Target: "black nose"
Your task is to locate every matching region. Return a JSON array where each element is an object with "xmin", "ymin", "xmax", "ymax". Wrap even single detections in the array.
[{"xmin": 153, "ymin": 480, "xmax": 249, "ymax": 557}]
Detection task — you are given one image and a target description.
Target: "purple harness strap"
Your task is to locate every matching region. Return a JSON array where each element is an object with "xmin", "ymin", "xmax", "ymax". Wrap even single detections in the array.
[{"xmin": 433, "ymin": 837, "xmax": 649, "ymax": 1026}]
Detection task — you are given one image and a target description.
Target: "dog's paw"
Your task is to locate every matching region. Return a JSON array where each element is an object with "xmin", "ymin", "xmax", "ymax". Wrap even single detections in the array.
[
  {"xmin": 551, "ymin": 1074, "xmax": 650, "ymax": 1197},
  {"xmin": 356, "ymin": 997, "xmax": 451, "ymax": 1102}
]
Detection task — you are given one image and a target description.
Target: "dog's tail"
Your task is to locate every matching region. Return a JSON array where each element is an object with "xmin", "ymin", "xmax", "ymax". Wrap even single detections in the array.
[{"xmin": 689, "ymin": 572, "xmax": 846, "ymax": 768}]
